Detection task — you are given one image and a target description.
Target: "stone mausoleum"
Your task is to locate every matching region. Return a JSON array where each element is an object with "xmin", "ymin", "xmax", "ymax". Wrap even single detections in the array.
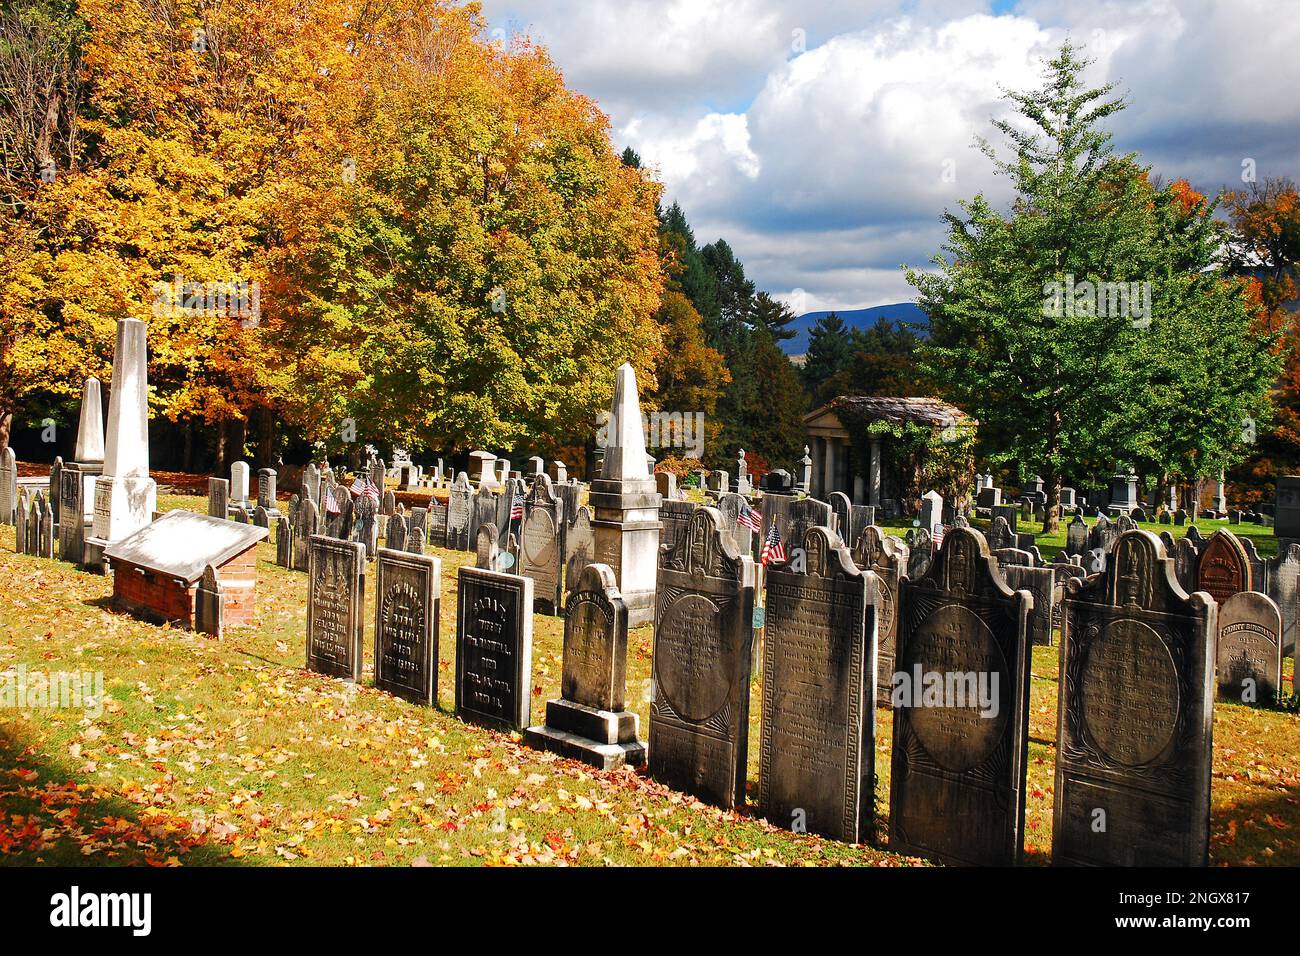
[{"xmin": 802, "ymin": 396, "xmax": 974, "ymax": 513}]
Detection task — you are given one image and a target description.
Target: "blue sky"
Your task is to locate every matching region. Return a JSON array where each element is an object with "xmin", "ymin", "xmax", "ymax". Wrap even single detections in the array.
[{"xmin": 476, "ymin": 0, "xmax": 1300, "ymax": 313}]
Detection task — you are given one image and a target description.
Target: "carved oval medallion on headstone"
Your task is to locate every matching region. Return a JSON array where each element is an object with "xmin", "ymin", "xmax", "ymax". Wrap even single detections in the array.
[
  {"xmin": 655, "ymin": 593, "xmax": 729, "ymax": 722},
  {"xmin": 903, "ymin": 602, "xmax": 1009, "ymax": 773},
  {"xmin": 1081, "ymin": 618, "xmax": 1179, "ymax": 766}
]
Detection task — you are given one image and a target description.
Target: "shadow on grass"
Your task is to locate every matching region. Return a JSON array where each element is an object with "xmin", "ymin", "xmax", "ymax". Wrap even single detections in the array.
[{"xmin": 0, "ymin": 727, "xmax": 244, "ymax": 867}]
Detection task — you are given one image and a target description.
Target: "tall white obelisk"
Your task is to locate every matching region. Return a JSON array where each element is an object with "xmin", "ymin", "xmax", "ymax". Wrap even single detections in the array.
[{"xmin": 86, "ymin": 319, "xmax": 156, "ymax": 565}]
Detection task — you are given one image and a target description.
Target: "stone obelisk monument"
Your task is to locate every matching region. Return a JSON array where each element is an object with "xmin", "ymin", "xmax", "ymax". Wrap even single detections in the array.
[
  {"xmin": 589, "ymin": 364, "xmax": 661, "ymax": 626},
  {"xmin": 84, "ymin": 319, "xmax": 156, "ymax": 569}
]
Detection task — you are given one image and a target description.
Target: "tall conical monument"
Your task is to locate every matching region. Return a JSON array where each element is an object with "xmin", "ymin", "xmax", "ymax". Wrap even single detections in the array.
[
  {"xmin": 84, "ymin": 319, "xmax": 157, "ymax": 568},
  {"xmin": 74, "ymin": 376, "xmax": 105, "ymax": 464},
  {"xmin": 589, "ymin": 364, "xmax": 661, "ymax": 626}
]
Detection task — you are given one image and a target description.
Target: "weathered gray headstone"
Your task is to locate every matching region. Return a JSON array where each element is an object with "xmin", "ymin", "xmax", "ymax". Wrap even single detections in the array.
[
  {"xmin": 0, "ymin": 447, "xmax": 16, "ymax": 525},
  {"xmin": 1216, "ymin": 590, "xmax": 1281, "ymax": 705},
  {"xmin": 762, "ymin": 526, "xmax": 877, "ymax": 842},
  {"xmin": 1066, "ymin": 514, "xmax": 1087, "ymax": 556},
  {"xmin": 306, "ymin": 535, "xmax": 366, "ymax": 681},
  {"xmin": 521, "ymin": 505, "xmax": 562, "ymax": 613},
  {"xmin": 208, "ymin": 477, "xmax": 229, "ymax": 520},
  {"xmin": 1002, "ymin": 563, "xmax": 1055, "ymax": 647},
  {"xmin": 852, "ymin": 525, "xmax": 909, "ymax": 706},
  {"xmin": 891, "ymin": 526, "xmax": 1033, "ymax": 866},
  {"xmin": 446, "ymin": 472, "xmax": 472, "ymax": 550},
  {"xmin": 524, "ymin": 564, "xmax": 645, "ymax": 769},
  {"xmin": 455, "ymin": 565, "xmax": 534, "ymax": 730},
  {"xmin": 564, "ymin": 505, "xmax": 596, "ymax": 594},
  {"xmin": 1055, "ymin": 529, "xmax": 1214, "ymax": 866},
  {"xmin": 374, "ymin": 548, "xmax": 441, "ymax": 706},
  {"xmin": 650, "ymin": 507, "xmax": 756, "ymax": 808}
]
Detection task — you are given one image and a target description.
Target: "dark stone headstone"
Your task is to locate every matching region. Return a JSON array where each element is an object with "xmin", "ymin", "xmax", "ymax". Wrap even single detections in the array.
[
  {"xmin": 891, "ymin": 526, "xmax": 1032, "ymax": 866},
  {"xmin": 374, "ymin": 549, "xmax": 441, "ymax": 706},
  {"xmin": 521, "ymin": 505, "xmax": 562, "ymax": 613},
  {"xmin": 1055, "ymin": 530, "xmax": 1214, "ymax": 866},
  {"xmin": 1275, "ymin": 476, "xmax": 1300, "ymax": 538},
  {"xmin": 455, "ymin": 565, "xmax": 534, "ymax": 730},
  {"xmin": 762, "ymin": 526, "xmax": 876, "ymax": 842},
  {"xmin": 1065, "ymin": 514, "xmax": 1087, "ymax": 557},
  {"xmin": 195, "ymin": 564, "xmax": 224, "ymax": 639},
  {"xmin": 650, "ymin": 507, "xmax": 756, "ymax": 808},
  {"xmin": 1003, "ymin": 564, "xmax": 1055, "ymax": 646},
  {"xmin": 564, "ymin": 505, "xmax": 596, "ymax": 595},
  {"xmin": 427, "ymin": 499, "xmax": 448, "ymax": 550},
  {"xmin": 658, "ymin": 499, "xmax": 697, "ymax": 561},
  {"xmin": 306, "ymin": 535, "xmax": 366, "ymax": 681},
  {"xmin": 446, "ymin": 473, "xmax": 472, "ymax": 551}
]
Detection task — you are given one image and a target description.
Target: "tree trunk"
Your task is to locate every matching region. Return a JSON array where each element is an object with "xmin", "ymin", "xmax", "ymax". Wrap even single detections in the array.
[
  {"xmin": 215, "ymin": 421, "xmax": 226, "ymax": 475},
  {"xmin": 0, "ymin": 412, "xmax": 11, "ymax": 454},
  {"xmin": 182, "ymin": 418, "xmax": 193, "ymax": 473},
  {"xmin": 1044, "ymin": 407, "xmax": 1063, "ymax": 534},
  {"xmin": 258, "ymin": 408, "xmax": 273, "ymax": 467}
]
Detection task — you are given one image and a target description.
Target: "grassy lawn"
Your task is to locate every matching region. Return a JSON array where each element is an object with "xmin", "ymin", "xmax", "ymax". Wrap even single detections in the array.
[{"xmin": 1, "ymin": 493, "xmax": 1298, "ymax": 866}]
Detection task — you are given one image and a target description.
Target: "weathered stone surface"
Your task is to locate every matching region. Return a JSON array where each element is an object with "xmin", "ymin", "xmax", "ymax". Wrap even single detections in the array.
[
  {"xmin": 715, "ymin": 492, "xmax": 754, "ymax": 558},
  {"xmin": 475, "ymin": 523, "xmax": 499, "ymax": 570},
  {"xmin": 564, "ymin": 505, "xmax": 596, "ymax": 596},
  {"xmin": 374, "ymin": 549, "xmax": 441, "ymax": 707},
  {"xmin": 1003, "ymin": 564, "xmax": 1055, "ymax": 647},
  {"xmin": 891, "ymin": 526, "xmax": 1033, "ymax": 866},
  {"xmin": 650, "ymin": 507, "xmax": 756, "ymax": 808},
  {"xmin": 1216, "ymin": 590, "xmax": 1281, "ymax": 705},
  {"xmin": 275, "ymin": 514, "xmax": 291, "ymax": 567},
  {"xmin": 306, "ymin": 535, "xmax": 366, "ymax": 681},
  {"xmin": 58, "ymin": 463, "xmax": 87, "ymax": 564},
  {"xmin": 1065, "ymin": 514, "xmax": 1087, "ymax": 556},
  {"xmin": 521, "ymin": 506, "xmax": 562, "ymax": 613},
  {"xmin": 986, "ymin": 515, "xmax": 1015, "ymax": 553},
  {"xmin": 524, "ymin": 564, "xmax": 645, "ymax": 770},
  {"xmin": 208, "ymin": 477, "xmax": 229, "ymax": 520},
  {"xmin": 762, "ymin": 526, "xmax": 877, "ymax": 842},
  {"xmin": 852, "ymin": 525, "xmax": 909, "ymax": 706},
  {"xmin": 446, "ymin": 473, "xmax": 472, "ymax": 550},
  {"xmin": 292, "ymin": 497, "xmax": 318, "ymax": 572},
  {"xmin": 658, "ymin": 499, "xmax": 697, "ymax": 561},
  {"xmin": 1275, "ymin": 476, "xmax": 1300, "ymax": 538},
  {"xmin": 455, "ymin": 566, "xmax": 534, "ymax": 730},
  {"xmin": 1055, "ymin": 529, "xmax": 1215, "ymax": 866}
]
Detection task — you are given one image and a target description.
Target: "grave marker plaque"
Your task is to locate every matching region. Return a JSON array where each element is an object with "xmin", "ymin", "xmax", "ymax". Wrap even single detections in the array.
[
  {"xmin": 455, "ymin": 566, "xmax": 534, "ymax": 730},
  {"xmin": 650, "ymin": 508, "xmax": 756, "ymax": 808},
  {"xmin": 761, "ymin": 526, "xmax": 876, "ymax": 842},
  {"xmin": 1054, "ymin": 529, "xmax": 1215, "ymax": 866},
  {"xmin": 891, "ymin": 526, "xmax": 1033, "ymax": 866},
  {"xmin": 305, "ymin": 536, "xmax": 366, "ymax": 681},
  {"xmin": 374, "ymin": 549, "xmax": 441, "ymax": 706}
]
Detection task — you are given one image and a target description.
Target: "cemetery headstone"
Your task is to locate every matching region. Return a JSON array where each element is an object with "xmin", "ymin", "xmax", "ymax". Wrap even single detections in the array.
[
  {"xmin": 374, "ymin": 549, "xmax": 441, "ymax": 707},
  {"xmin": 1216, "ymin": 590, "xmax": 1281, "ymax": 705},
  {"xmin": 195, "ymin": 564, "xmax": 224, "ymax": 639},
  {"xmin": 1196, "ymin": 529, "xmax": 1250, "ymax": 607},
  {"xmin": 891, "ymin": 526, "xmax": 1033, "ymax": 866},
  {"xmin": 852, "ymin": 526, "xmax": 909, "ymax": 706},
  {"xmin": 305, "ymin": 536, "xmax": 366, "ymax": 681},
  {"xmin": 650, "ymin": 507, "xmax": 756, "ymax": 808},
  {"xmin": 761, "ymin": 526, "xmax": 877, "ymax": 843},
  {"xmin": 524, "ymin": 564, "xmax": 646, "ymax": 769},
  {"xmin": 1054, "ymin": 529, "xmax": 1214, "ymax": 866},
  {"xmin": 455, "ymin": 565, "xmax": 534, "ymax": 730}
]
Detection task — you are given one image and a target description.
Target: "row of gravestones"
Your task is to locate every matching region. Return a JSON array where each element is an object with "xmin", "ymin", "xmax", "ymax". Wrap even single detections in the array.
[
  {"xmin": 303, "ymin": 532, "xmax": 643, "ymax": 765},
  {"xmin": 13, "ymin": 487, "xmax": 56, "ymax": 558},
  {"xmin": 649, "ymin": 511, "xmax": 1259, "ymax": 865}
]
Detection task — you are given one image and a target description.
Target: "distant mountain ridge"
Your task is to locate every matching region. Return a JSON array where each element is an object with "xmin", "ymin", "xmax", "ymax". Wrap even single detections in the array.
[{"xmin": 784, "ymin": 302, "xmax": 929, "ymax": 355}]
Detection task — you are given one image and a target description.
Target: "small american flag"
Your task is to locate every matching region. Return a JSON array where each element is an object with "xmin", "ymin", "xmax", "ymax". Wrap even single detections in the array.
[
  {"xmin": 363, "ymin": 477, "xmax": 381, "ymax": 503},
  {"xmin": 324, "ymin": 484, "xmax": 341, "ymax": 515},
  {"xmin": 510, "ymin": 486, "xmax": 525, "ymax": 521},
  {"xmin": 737, "ymin": 499, "xmax": 763, "ymax": 533},
  {"xmin": 760, "ymin": 521, "xmax": 786, "ymax": 566},
  {"xmin": 932, "ymin": 524, "xmax": 945, "ymax": 548},
  {"xmin": 350, "ymin": 476, "xmax": 378, "ymax": 502}
]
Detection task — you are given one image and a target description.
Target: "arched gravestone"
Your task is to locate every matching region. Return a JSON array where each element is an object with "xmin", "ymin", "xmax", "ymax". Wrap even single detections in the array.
[
  {"xmin": 1054, "ymin": 529, "xmax": 1215, "ymax": 867},
  {"xmin": 761, "ymin": 526, "xmax": 878, "ymax": 843},
  {"xmin": 386, "ymin": 513, "xmax": 407, "ymax": 553},
  {"xmin": 446, "ymin": 473, "xmax": 472, "ymax": 551},
  {"xmin": 1003, "ymin": 564, "xmax": 1055, "ymax": 647},
  {"xmin": 1172, "ymin": 537, "xmax": 1199, "ymax": 593},
  {"xmin": 1196, "ymin": 529, "xmax": 1250, "ymax": 608},
  {"xmin": 521, "ymin": 506, "xmax": 562, "ymax": 614},
  {"xmin": 906, "ymin": 527, "xmax": 932, "ymax": 581},
  {"xmin": 986, "ymin": 515, "xmax": 1015, "ymax": 553},
  {"xmin": 852, "ymin": 526, "xmax": 910, "ymax": 706},
  {"xmin": 890, "ymin": 526, "xmax": 1033, "ymax": 866},
  {"xmin": 761, "ymin": 494, "xmax": 833, "ymax": 568},
  {"xmin": 650, "ymin": 507, "xmax": 756, "ymax": 808},
  {"xmin": 1088, "ymin": 514, "xmax": 1119, "ymax": 554},
  {"xmin": 306, "ymin": 536, "xmax": 366, "ymax": 682},
  {"xmin": 1216, "ymin": 591, "xmax": 1281, "ymax": 705},
  {"xmin": 1065, "ymin": 514, "xmax": 1088, "ymax": 556},
  {"xmin": 292, "ymin": 497, "xmax": 318, "ymax": 571}
]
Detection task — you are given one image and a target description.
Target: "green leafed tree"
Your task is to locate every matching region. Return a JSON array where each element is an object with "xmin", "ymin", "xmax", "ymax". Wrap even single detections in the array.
[{"xmin": 907, "ymin": 41, "xmax": 1277, "ymax": 531}]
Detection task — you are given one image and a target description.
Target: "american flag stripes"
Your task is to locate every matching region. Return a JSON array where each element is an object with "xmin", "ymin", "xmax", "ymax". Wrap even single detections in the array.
[
  {"xmin": 324, "ymin": 484, "xmax": 341, "ymax": 515},
  {"xmin": 760, "ymin": 521, "xmax": 786, "ymax": 566},
  {"xmin": 351, "ymin": 476, "xmax": 380, "ymax": 503},
  {"xmin": 510, "ymin": 486, "xmax": 525, "ymax": 521},
  {"xmin": 737, "ymin": 499, "xmax": 763, "ymax": 533}
]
